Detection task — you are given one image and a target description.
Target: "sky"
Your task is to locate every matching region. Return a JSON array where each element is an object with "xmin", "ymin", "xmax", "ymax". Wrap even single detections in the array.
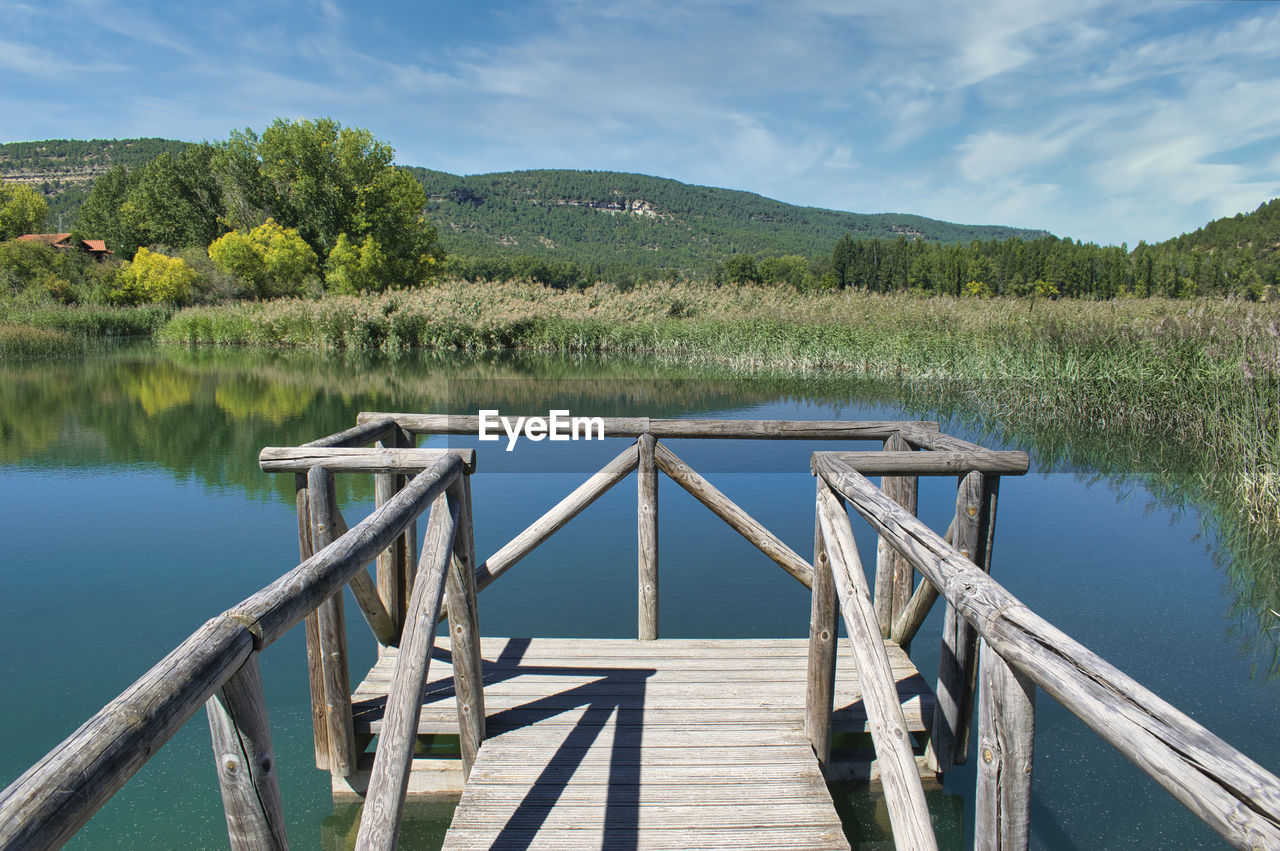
[{"xmin": 1, "ymin": 0, "xmax": 1278, "ymax": 246}]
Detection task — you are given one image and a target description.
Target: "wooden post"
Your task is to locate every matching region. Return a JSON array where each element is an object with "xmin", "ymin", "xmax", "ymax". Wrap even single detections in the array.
[
  {"xmin": 445, "ymin": 477, "xmax": 485, "ymax": 778},
  {"xmin": 206, "ymin": 654, "xmax": 289, "ymax": 851},
  {"xmin": 638, "ymin": 434, "xmax": 659, "ymax": 640},
  {"xmin": 805, "ymin": 479, "xmax": 839, "ymax": 771},
  {"xmin": 374, "ymin": 471, "xmax": 401, "ymax": 637},
  {"xmin": 975, "ymin": 640, "xmax": 1035, "ymax": 851},
  {"xmin": 296, "ymin": 475, "xmax": 329, "ymax": 771},
  {"xmin": 375, "ymin": 427, "xmax": 415, "ymax": 640},
  {"xmin": 308, "ymin": 466, "xmax": 357, "ymax": 778},
  {"xmin": 932, "ymin": 471, "xmax": 999, "ymax": 772},
  {"xmin": 874, "ymin": 432, "xmax": 918, "ymax": 637}
]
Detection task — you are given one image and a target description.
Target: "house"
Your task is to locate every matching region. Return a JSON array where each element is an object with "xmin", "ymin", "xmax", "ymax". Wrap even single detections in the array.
[{"xmin": 17, "ymin": 232, "xmax": 115, "ymax": 261}]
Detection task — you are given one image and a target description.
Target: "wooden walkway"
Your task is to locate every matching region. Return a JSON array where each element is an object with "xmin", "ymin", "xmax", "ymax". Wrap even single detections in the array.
[{"xmin": 348, "ymin": 637, "xmax": 934, "ymax": 849}]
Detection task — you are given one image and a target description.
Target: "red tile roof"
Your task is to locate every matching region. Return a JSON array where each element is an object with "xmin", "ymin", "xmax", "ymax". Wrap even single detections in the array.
[
  {"xmin": 82, "ymin": 240, "xmax": 110, "ymax": 253},
  {"xmin": 17, "ymin": 233, "xmax": 72, "ymax": 246}
]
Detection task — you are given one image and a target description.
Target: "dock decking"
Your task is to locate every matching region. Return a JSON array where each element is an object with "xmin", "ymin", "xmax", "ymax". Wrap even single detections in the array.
[{"xmin": 346, "ymin": 637, "xmax": 933, "ymax": 848}]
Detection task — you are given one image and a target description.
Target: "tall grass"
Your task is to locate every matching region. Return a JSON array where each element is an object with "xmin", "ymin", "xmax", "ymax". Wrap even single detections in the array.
[
  {"xmin": 1, "ymin": 303, "xmax": 172, "ymax": 337},
  {"xmin": 160, "ymin": 280, "xmax": 1280, "ymax": 525},
  {"xmin": 0, "ymin": 324, "xmax": 79, "ymax": 359}
]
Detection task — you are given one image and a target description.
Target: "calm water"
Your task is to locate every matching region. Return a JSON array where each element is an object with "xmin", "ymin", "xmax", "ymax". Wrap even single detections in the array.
[{"xmin": 1, "ymin": 344, "xmax": 1277, "ymax": 849}]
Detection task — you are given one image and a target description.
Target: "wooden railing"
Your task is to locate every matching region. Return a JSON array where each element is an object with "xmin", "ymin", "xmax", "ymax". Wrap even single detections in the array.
[
  {"xmin": 811, "ymin": 449, "xmax": 1280, "ymax": 849},
  {"xmin": 3, "ymin": 413, "xmax": 1279, "ymax": 851},
  {"xmin": 0, "ymin": 417, "xmax": 472, "ymax": 850}
]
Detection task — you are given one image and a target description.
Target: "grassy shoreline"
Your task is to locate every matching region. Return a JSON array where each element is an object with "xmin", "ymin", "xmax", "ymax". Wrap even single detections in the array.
[{"xmin": 0, "ymin": 304, "xmax": 171, "ymax": 358}]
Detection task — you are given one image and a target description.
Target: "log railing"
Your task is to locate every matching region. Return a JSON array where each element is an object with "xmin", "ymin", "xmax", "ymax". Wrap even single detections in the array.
[
  {"xmin": 0, "ymin": 432, "xmax": 471, "ymax": 850},
  {"xmin": 6, "ymin": 413, "xmax": 1279, "ymax": 850},
  {"xmin": 812, "ymin": 450, "xmax": 1280, "ymax": 849}
]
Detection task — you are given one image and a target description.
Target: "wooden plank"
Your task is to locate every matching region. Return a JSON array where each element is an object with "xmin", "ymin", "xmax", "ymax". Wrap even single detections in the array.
[
  {"xmin": 355, "ymin": 490, "xmax": 459, "ymax": 851},
  {"xmin": 357, "ymin": 412, "xmax": 936, "ymax": 441},
  {"xmin": 374, "ymin": 468, "xmax": 404, "ymax": 640},
  {"xmin": 449, "ymin": 803, "xmax": 844, "ymax": 830},
  {"xmin": 442, "ymin": 826, "xmax": 849, "ymax": 850},
  {"xmin": 653, "ymin": 441, "xmax": 812, "ymax": 587},
  {"xmin": 813, "ymin": 452, "xmax": 1280, "ymax": 848},
  {"xmin": 456, "ymin": 781, "xmax": 831, "ymax": 806},
  {"xmin": 817, "ymin": 485, "xmax": 938, "ymax": 850},
  {"xmin": 975, "ymin": 639, "xmax": 1035, "ymax": 850},
  {"xmin": 0, "ymin": 616, "xmax": 254, "ymax": 849},
  {"xmin": 260, "ymin": 446, "xmax": 476, "ymax": 474},
  {"xmin": 474, "ymin": 443, "xmax": 639, "ymax": 592},
  {"xmin": 638, "ymin": 434, "xmax": 659, "ymax": 640},
  {"xmin": 821, "ymin": 450, "xmax": 1030, "ymax": 475},
  {"xmin": 323, "ymin": 496, "xmax": 397, "ymax": 647},
  {"xmin": 205, "ymin": 654, "xmax": 288, "ymax": 850}
]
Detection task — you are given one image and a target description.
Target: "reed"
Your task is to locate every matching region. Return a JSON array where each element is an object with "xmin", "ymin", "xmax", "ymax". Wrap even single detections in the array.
[{"xmin": 0, "ymin": 323, "xmax": 78, "ymax": 359}]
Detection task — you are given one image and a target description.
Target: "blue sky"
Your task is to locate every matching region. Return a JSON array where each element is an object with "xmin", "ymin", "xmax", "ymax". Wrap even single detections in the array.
[{"xmin": 2, "ymin": 0, "xmax": 1277, "ymax": 246}]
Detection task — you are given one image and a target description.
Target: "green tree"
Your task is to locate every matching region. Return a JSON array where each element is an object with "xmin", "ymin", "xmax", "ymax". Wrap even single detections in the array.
[
  {"xmin": 0, "ymin": 178, "xmax": 49, "ymax": 240},
  {"xmin": 723, "ymin": 254, "xmax": 760, "ymax": 284},
  {"xmin": 219, "ymin": 118, "xmax": 443, "ymax": 290},
  {"xmin": 110, "ymin": 248, "xmax": 196, "ymax": 304},
  {"xmin": 209, "ymin": 219, "xmax": 318, "ymax": 298},
  {"xmin": 325, "ymin": 233, "xmax": 388, "ymax": 294},
  {"xmin": 831, "ymin": 233, "xmax": 855, "ymax": 288}
]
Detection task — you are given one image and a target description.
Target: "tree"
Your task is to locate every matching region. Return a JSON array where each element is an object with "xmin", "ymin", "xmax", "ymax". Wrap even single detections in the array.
[
  {"xmin": 831, "ymin": 233, "xmax": 855, "ymax": 288},
  {"xmin": 219, "ymin": 118, "xmax": 443, "ymax": 290},
  {"xmin": 110, "ymin": 248, "xmax": 196, "ymax": 304},
  {"xmin": 325, "ymin": 233, "xmax": 388, "ymax": 294},
  {"xmin": 72, "ymin": 147, "xmax": 225, "ymax": 258},
  {"xmin": 723, "ymin": 254, "xmax": 760, "ymax": 284},
  {"xmin": 0, "ymin": 178, "xmax": 49, "ymax": 240},
  {"xmin": 208, "ymin": 219, "xmax": 318, "ymax": 298}
]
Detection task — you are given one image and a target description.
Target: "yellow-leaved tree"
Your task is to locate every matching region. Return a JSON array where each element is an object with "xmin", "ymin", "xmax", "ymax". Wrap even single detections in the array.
[
  {"xmin": 110, "ymin": 248, "xmax": 196, "ymax": 304},
  {"xmin": 208, "ymin": 219, "xmax": 318, "ymax": 299}
]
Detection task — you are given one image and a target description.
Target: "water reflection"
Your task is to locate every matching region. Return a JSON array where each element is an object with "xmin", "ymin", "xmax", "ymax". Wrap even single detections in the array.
[{"xmin": 2, "ymin": 344, "xmax": 1278, "ymax": 679}]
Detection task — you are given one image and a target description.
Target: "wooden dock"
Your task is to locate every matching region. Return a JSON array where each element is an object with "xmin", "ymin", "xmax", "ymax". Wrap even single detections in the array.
[
  {"xmin": 5, "ymin": 414, "xmax": 1280, "ymax": 851},
  {"xmin": 342, "ymin": 636, "xmax": 932, "ymax": 847}
]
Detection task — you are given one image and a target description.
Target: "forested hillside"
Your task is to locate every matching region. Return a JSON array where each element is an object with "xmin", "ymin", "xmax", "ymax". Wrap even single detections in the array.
[
  {"xmin": 1168, "ymin": 199, "xmax": 1280, "ymax": 264},
  {"xmin": 408, "ymin": 167, "xmax": 1049, "ymax": 278},
  {"xmin": 0, "ymin": 139, "xmax": 190, "ymax": 229}
]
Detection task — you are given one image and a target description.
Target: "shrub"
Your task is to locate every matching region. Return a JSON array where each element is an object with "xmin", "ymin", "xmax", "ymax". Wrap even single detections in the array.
[
  {"xmin": 209, "ymin": 219, "xmax": 318, "ymax": 299},
  {"xmin": 110, "ymin": 248, "xmax": 196, "ymax": 305}
]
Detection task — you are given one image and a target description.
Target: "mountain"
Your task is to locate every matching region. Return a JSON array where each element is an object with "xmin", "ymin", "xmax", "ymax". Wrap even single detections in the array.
[
  {"xmin": 406, "ymin": 167, "xmax": 1051, "ymax": 277},
  {"xmin": 0, "ymin": 138, "xmax": 191, "ymax": 231},
  {"xmin": 1164, "ymin": 199, "xmax": 1280, "ymax": 266},
  {"xmin": 0, "ymin": 139, "xmax": 1049, "ymax": 277}
]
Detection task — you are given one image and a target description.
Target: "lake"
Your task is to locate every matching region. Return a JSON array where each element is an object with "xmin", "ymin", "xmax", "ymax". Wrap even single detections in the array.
[{"xmin": 1, "ymin": 343, "xmax": 1276, "ymax": 848}]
